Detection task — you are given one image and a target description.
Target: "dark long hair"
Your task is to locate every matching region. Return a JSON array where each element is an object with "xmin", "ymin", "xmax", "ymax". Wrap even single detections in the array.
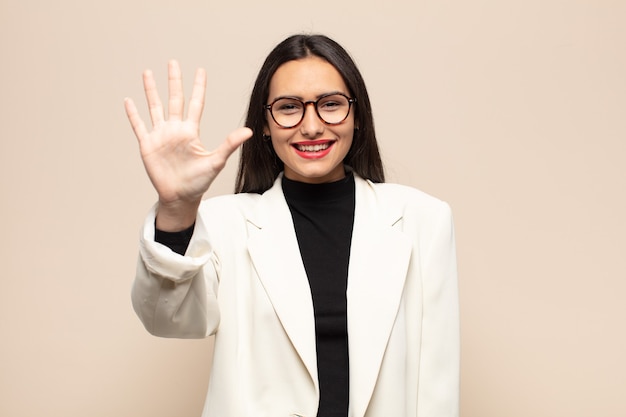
[{"xmin": 235, "ymin": 34, "xmax": 385, "ymax": 193}]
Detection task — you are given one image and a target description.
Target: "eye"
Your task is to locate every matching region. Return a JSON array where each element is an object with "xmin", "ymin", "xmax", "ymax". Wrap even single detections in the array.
[
  {"xmin": 321, "ymin": 101, "xmax": 340, "ymax": 109},
  {"xmin": 318, "ymin": 95, "xmax": 348, "ymax": 112},
  {"xmin": 274, "ymin": 99, "xmax": 302, "ymax": 114}
]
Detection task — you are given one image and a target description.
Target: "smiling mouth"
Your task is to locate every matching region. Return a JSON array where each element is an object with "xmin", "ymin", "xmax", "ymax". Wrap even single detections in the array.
[{"xmin": 293, "ymin": 142, "xmax": 333, "ymax": 152}]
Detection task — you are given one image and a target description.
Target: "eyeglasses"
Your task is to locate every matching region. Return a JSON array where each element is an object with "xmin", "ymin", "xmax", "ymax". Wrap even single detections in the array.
[{"xmin": 264, "ymin": 93, "xmax": 356, "ymax": 129}]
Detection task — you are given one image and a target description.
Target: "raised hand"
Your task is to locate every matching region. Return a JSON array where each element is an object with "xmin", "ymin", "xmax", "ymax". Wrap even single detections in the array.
[{"xmin": 125, "ymin": 60, "xmax": 252, "ymax": 230}]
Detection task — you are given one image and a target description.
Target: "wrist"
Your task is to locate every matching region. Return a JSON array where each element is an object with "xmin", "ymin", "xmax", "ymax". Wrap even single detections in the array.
[{"xmin": 155, "ymin": 199, "xmax": 201, "ymax": 232}]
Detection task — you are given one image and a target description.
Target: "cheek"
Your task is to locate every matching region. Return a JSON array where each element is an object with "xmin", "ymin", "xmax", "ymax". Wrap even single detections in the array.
[
  {"xmin": 269, "ymin": 133, "xmax": 290, "ymax": 158},
  {"xmin": 267, "ymin": 122, "xmax": 287, "ymax": 140},
  {"xmin": 342, "ymin": 116, "xmax": 356, "ymax": 138},
  {"xmin": 338, "ymin": 124, "xmax": 355, "ymax": 143},
  {"xmin": 268, "ymin": 126, "xmax": 289, "ymax": 145}
]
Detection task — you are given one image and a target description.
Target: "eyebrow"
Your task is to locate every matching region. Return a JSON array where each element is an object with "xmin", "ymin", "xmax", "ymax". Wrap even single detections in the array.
[{"xmin": 270, "ymin": 90, "xmax": 347, "ymax": 102}]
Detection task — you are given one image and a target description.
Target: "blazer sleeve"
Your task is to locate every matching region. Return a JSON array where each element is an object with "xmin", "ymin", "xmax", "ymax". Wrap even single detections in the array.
[
  {"xmin": 417, "ymin": 202, "xmax": 460, "ymax": 417},
  {"xmin": 131, "ymin": 203, "xmax": 221, "ymax": 338}
]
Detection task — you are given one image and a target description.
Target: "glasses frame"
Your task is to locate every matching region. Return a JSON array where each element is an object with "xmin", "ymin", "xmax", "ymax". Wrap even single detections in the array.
[{"xmin": 264, "ymin": 92, "xmax": 356, "ymax": 129}]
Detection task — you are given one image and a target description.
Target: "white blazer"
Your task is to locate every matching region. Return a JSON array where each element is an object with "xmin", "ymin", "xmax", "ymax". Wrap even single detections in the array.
[{"xmin": 132, "ymin": 173, "xmax": 459, "ymax": 417}]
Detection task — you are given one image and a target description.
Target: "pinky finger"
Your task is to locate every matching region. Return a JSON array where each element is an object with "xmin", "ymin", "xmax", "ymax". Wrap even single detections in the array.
[{"xmin": 124, "ymin": 97, "xmax": 149, "ymax": 143}]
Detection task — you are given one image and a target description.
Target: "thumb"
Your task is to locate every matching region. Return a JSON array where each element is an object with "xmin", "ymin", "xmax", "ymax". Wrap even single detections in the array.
[{"xmin": 215, "ymin": 127, "xmax": 254, "ymax": 160}]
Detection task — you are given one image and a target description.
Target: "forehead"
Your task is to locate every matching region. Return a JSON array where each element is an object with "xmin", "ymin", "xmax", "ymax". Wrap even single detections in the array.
[{"xmin": 268, "ymin": 56, "xmax": 349, "ymax": 100}]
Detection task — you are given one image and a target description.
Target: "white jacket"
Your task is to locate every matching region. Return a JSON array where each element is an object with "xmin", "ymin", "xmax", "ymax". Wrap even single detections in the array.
[{"xmin": 132, "ymin": 174, "xmax": 459, "ymax": 417}]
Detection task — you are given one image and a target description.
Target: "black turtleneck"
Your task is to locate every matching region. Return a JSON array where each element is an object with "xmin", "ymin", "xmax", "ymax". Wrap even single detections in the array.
[{"xmin": 282, "ymin": 173, "xmax": 355, "ymax": 417}]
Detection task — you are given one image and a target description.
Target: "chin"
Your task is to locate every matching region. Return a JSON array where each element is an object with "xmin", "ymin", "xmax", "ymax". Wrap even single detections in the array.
[{"xmin": 286, "ymin": 164, "xmax": 345, "ymax": 184}]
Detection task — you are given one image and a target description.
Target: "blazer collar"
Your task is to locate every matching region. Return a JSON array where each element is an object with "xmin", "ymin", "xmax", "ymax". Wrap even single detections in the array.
[{"xmin": 245, "ymin": 173, "xmax": 412, "ymax": 416}]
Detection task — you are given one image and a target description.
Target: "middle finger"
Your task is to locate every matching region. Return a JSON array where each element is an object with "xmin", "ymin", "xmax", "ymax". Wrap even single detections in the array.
[{"xmin": 168, "ymin": 60, "xmax": 184, "ymax": 121}]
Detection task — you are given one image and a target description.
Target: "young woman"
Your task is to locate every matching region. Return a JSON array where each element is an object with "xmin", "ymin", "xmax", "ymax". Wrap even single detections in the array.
[{"xmin": 125, "ymin": 34, "xmax": 459, "ymax": 417}]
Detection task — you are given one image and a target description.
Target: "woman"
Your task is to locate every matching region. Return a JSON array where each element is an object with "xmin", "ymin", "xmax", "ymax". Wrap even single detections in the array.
[{"xmin": 125, "ymin": 34, "xmax": 459, "ymax": 417}]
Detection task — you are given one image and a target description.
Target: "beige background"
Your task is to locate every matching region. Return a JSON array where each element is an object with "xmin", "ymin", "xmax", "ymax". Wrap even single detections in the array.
[{"xmin": 1, "ymin": 0, "xmax": 624, "ymax": 416}]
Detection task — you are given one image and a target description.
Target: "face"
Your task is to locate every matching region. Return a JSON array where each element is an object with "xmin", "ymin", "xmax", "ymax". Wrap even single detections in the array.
[{"xmin": 264, "ymin": 56, "xmax": 354, "ymax": 184}]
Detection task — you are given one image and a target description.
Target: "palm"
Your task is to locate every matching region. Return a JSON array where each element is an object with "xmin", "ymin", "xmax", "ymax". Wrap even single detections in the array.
[{"xmin": 125, "ymin": 60, "xmax": 252, "ymax": 205}]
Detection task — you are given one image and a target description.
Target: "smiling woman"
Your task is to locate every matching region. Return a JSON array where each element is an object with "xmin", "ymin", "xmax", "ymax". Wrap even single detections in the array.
[
  {"xmin": 238, "ymin": 34, "xmax": 384, "ymax": 194},
  {"xmin": 264, "ymin": 56, "xmax": 355, "ymax": 184},
  {"xmin": 126, "ymin": 34, "xmax": 460, "ymax": 417}
]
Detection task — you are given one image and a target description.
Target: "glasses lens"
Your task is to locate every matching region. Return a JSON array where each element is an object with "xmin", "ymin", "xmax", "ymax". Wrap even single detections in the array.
[
  {"xmin": 271, "ymin": 98, "xmax": 304, "ymax": 128},
  {"xmin": 270, "ymin": 94, "xmax": 353, "ymax": 128},
  {"xmin": 317, "ymin": 94, "xmax": 351, "ymax": 124}
]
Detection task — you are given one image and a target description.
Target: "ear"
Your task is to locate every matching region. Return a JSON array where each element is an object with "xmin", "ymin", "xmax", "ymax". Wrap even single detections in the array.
[{"xmin": 263, "ymin": 124, "xmax": 270, "ymax": 136}]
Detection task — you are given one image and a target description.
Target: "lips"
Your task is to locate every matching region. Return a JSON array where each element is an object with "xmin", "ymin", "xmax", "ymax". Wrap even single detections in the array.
[
  {"xmin": 294, "ymin": 142, "xmax": 331, "ymax": 152},
  {"xmin": 292, "ymin": 140, "xmax": 335, "ymax": 159}
]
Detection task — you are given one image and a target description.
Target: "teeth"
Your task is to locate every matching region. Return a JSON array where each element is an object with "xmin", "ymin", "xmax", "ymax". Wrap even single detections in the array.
[{"xmin": 295, "ymin": 143, "xmax": 331, "ymax": 152}]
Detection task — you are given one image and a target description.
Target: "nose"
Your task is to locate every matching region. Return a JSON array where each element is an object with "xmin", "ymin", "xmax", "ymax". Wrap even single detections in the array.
[{"xmin": 299, "ymin": 102, "xmax": 324, "ymax": 137}]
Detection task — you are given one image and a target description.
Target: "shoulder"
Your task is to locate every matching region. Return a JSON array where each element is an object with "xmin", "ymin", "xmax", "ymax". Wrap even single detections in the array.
[
  {"xmin": 356, "ymin": 176, "xmax": 452, "ymax": 217},
  {"xmin": 357, "ymin": 179, "xmax": 455, "ymax": 246},
  {"xmin": 375, "ymin": 182, "xmax": 447, "ymax": 207}
]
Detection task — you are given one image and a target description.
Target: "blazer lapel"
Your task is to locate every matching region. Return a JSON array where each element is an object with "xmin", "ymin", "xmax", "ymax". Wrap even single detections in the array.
[
  {"xmin": 245, "ymin": 177, "xmax": 319, "ymax": 391},
  {"xmin": 347, "ymin": 177, "xmax": 413, "ymax": 417},
  {"xmin": 245, "ymin": 174, "xmax": 412, "ymax": 415}
]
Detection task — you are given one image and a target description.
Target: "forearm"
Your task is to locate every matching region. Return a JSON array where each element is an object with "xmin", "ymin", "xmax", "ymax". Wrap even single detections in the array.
[
  {"xmin": 131, "ymin": 205, "xmax": 220, "ymax": 338},
  {"xmin": 155, "ymin": 222, "xmax": 194, "ymax": 255}
]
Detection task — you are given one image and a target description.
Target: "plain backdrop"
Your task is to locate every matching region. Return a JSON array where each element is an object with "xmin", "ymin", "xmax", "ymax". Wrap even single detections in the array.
[{"xmin": 1, "ymin": 0, "xmax": 624, "ymax": 416}]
